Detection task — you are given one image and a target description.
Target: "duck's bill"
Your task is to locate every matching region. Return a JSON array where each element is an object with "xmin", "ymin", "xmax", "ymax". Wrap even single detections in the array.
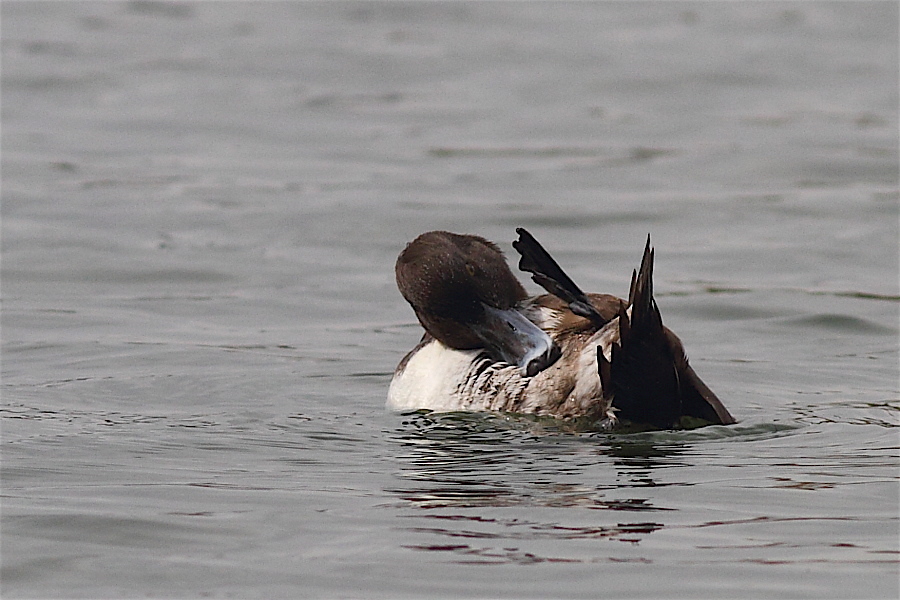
[{"xmin": 470, "ymin": 305, "xmax": 561, "ymax": 376}]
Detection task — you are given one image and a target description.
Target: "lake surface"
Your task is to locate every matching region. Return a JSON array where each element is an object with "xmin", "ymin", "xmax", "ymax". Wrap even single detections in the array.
[{"xmin": 2, "ymin": 2, "xmax": 898, "ymax": 598}]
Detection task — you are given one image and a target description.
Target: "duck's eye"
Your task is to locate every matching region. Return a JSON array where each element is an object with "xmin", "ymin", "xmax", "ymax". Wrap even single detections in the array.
[{"xmin": 465, "ymin": 263, "xmax": 477, "ymax": 277}]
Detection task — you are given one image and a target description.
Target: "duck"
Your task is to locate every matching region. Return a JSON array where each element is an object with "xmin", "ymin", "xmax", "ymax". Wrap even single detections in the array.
[{"xmin": 387, "ymin": 228, "xmax": 735, "ymax": 429}]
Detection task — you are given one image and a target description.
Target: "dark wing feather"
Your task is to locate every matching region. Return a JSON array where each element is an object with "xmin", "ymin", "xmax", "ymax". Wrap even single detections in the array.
[{"xmin": 512, "ymin": 228, "xmax": 607, "ymax": 326}]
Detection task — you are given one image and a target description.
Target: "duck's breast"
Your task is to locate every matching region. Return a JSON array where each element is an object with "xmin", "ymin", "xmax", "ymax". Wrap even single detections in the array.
[{"xmin": 388, "ymin": 340, "xmax": 533, "ymax": 412}]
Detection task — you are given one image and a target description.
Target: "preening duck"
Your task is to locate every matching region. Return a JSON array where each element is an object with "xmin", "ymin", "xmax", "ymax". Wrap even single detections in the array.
[{"xmin": 388, "ymin": 228, "xmax": 735, "ymax": 429}]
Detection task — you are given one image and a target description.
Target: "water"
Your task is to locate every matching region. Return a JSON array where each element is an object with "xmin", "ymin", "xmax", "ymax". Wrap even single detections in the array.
[{"xmin": 2, "ymin": 1, "xmax": 898, "ymax": 598}]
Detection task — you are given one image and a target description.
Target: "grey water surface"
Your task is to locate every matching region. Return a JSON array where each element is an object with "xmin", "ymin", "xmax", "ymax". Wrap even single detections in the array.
[{"xmin": 2, "ymin": 2, "xmax": 898, "ymax": 598}]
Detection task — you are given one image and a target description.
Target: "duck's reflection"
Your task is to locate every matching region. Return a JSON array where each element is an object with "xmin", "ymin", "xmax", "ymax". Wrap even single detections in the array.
[{"xmin": 385, "ymin": 412, "xmax": 688, "ymax": 563}]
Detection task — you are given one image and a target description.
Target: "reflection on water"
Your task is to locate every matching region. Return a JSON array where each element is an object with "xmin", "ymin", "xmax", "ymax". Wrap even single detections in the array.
[
  {"xmin": 401, "ymin": 519, "xmax": 665, "ymax": 566},
  {"xmin": 387, "ymin": 411, "xmax": 799, "ymax": 499},
  {"xmin": 383, "ymin": 412, "xmax": 839, "ymax": 567},
  {"xmin": 386, "ymin": 412, "xmax": 691, "ymax": 562}
]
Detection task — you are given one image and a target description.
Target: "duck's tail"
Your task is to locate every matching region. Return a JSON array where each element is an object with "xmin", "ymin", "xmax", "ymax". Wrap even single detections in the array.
[
  {"xmin": 599, "ymin": 236, "xmax": 735, "ymax": 427},
  {"xmin": 598, "ymin": 237, "xmax": 682, "ymax": 427}
]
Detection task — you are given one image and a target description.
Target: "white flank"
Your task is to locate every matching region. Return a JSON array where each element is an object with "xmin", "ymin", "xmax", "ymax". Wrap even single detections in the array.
[{"xmin": 387, "ymin": 341, "xmax": 481, "ymax": 411}]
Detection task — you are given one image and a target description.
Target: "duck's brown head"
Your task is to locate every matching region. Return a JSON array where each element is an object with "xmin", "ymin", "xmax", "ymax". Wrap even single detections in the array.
[{"xmin": 396, "ymin": 231, "xmax": 560, "ymax": 376}]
